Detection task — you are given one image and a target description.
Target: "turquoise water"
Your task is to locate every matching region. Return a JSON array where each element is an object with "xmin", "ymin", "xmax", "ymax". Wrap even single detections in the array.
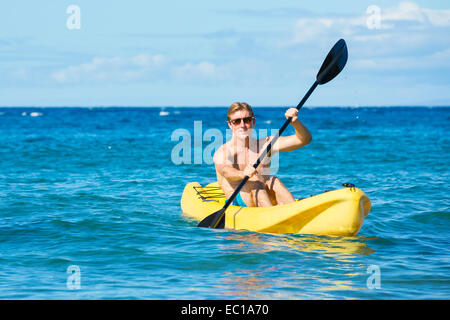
[{"xmin": 0, "ymin": 106, "xmax": 449, "ymax": 299}]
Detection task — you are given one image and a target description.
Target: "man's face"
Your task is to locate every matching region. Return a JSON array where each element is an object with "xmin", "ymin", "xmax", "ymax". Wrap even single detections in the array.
[{"xmin": 228, "ymin": 110, "xmax": 255, "ymax": 139}]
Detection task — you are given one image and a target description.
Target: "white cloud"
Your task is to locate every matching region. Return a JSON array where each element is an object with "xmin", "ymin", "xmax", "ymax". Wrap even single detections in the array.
[
  {"xmin": 381, "ymin": 2, "xmax": 427, "ymax": 26},
  {"xmin": 51, "ymin": 54, "xmax": 240, "ymax": 86},
  {"xmin": 423, "ymin": 8, "xmax": 450, "ymax": 27},
  {"xmin": 382, "ymin": 2, "xmax": 450, "ymax": 27},
  {"xmin": 288, "ymin": 1, "xmax": 450, "ymax": 77},
  {"xmin": 291, "ymin": 1, "xmax": 450, "ymax": 45},
  {"xmin": 51, "ymin": 54, "xmax": 167, "ymax": 84}
]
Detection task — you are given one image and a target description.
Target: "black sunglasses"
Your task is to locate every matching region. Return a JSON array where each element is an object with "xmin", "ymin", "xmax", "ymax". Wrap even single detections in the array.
[{"xmin": 228, "ymin": 116, "xmax": 254, "ymax": 126}]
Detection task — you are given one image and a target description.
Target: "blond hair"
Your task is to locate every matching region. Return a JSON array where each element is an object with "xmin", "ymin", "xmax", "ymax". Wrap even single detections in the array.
[{"xmin": 227, "ymin": 102, "xmax": 254, "ymax": 121}]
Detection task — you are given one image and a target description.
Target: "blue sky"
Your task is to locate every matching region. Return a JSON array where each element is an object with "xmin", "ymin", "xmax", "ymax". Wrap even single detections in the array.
[{"xmin": 1, "ymin": 0, "xmax": 449, "ymax": 106}]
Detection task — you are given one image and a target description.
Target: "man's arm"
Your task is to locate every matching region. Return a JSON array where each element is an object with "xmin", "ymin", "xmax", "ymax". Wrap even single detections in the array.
[
  {"xmin": 269, "ymin": 108, "xmax": 312, "ymax": 153},
  {"xmin": 213, "ymin": 146, "xmax": 257, "ymax": 181}
]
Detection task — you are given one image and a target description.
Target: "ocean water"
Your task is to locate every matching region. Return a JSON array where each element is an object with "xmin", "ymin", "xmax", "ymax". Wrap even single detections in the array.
[{"xmin": 0, "ymin": 106, "xmax": 449, "ymax": 300}]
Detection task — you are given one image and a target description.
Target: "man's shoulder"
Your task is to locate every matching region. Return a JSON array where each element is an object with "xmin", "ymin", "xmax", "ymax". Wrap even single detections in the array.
[
  {"xmin": 214, "ymin": 142, "xmax": 227, "ymax": 154},
  {"xmin": 213, "ymin": 143, "xmax": 227, "ymax": 162}
]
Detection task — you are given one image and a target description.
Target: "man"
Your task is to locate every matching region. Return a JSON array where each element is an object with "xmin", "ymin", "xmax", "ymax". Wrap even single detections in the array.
[{"xmin": 213, "ymin": 102, "xmax": 312, "ymax": 207}]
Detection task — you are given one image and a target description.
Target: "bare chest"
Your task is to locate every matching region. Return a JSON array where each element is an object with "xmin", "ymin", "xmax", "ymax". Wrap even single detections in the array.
[{"xmin": 229, "ymin": 148, "xmax": 260, "ymax": 170}]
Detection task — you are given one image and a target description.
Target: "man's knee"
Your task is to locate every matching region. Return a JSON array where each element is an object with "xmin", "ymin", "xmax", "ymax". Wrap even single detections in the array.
[
  {"xmin": 266, "ymin": 176, "xmax": 281, "ymax": 190},
  {"xmin": 244, "ymin": 179, "xmax": 266, "ymax": 190},
  {"xmin": 243, "ymin": 180, "xmax": 267, "ymax": 196},
  {"xmin": 240, "ymin": 180, "xmax": 271, "ymax": 207}
]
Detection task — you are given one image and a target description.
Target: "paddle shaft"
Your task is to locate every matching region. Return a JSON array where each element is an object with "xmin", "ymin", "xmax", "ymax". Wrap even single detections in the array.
[{"xmin": 208, "ymin": 80, "xmax": 319, "ymax": 228}]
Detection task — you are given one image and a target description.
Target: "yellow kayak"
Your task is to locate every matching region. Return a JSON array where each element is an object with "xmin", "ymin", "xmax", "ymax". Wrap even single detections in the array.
[{"xmin": 181, "ymin": 182, "xmax": 371, "ymax": 236}]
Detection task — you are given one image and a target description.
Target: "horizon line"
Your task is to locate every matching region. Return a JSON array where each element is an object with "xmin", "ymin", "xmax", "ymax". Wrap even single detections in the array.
[{"xmin": 1, "ymin": 105, "xmax": 449, "ymax": 108}]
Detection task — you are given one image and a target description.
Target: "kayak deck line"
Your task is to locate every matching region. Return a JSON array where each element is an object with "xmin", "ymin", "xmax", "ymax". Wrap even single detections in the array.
[
  {"xmin": 193, "ymin": 185, "xmax": 226, "ymax": 202},
  {"xmin": 181, "ymin": 182, "xmax": 371, "ymax": 236}
]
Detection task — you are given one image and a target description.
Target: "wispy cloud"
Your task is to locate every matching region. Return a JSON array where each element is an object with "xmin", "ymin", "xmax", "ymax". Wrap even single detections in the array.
[
  {"xmin": 51, "ymin": 54, "xmax": 168, "ymax": 84},
  {"xmin": 286, "ymin": 1, "xmax": 450, "ymax": 78},
  {"xmin": 290, "ymin": 1, "xmax": 450, "ymax": 44},
  {"xmin": 381, "ymin": 2, "xmax": 450, "ymax": 27},
  {"xmin": 49, "ymin": 53, "xmax": 273, "ymax": 86},
  {"xmin": 50, "ymin": 54, "xmax": 234, "ymax": 85}
]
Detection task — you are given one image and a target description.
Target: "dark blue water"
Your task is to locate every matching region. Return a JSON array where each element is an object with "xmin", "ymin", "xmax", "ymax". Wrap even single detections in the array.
[{"xmin": 0, "ymin": 106, "xmax": 449, "ymax": 299}]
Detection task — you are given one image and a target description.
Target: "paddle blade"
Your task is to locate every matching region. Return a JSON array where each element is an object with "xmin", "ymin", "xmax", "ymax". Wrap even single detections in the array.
[
  {"xmin": 197, "ymin": 208, "xmax": 225, "ymax": 228},
  {"xmin": 316, "ymin": 39, "xmax": 348, "ymax": 85}
]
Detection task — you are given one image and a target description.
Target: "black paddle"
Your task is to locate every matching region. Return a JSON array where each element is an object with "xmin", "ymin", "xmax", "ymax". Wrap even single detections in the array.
[{"xmin": 198, "ymin": 39, "xmax": 348, "ymax": 229}]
